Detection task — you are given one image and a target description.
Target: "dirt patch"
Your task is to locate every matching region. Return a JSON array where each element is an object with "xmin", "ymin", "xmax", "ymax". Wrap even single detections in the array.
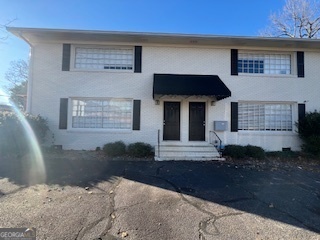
[
  {"xmin": 224, "ymin": 156, "xmax": 320, "ymax": 173},
  {"xmin": 43, "ymin": 149, "xmax": 154, "ymax": 162},
  {"xmin": 43, "ymin": 149, "xmax": 319, "ymax": 173},
  {"xmin": 1, "ymin": 149, "xmax": 318, "ymax": 187}
]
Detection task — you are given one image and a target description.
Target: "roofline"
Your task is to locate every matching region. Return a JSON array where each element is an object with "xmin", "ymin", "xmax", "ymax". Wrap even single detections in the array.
[
  {"xmin": 7, "ymin": 26, "xmax": 320, "ymax": 42},
  {"xmin": 7, "ymin": 27, "xmax": 320, "ymax": 49}
]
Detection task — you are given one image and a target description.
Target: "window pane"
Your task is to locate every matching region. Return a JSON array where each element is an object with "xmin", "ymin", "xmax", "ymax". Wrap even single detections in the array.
[
  {"xmin": 75, "ymin": 47, "xmax": 134, "ymax": 70},
  {"xmin": 238, "ymin": 53, "xmax": 291, "ymax": 75},
  {"xmin": 238, "ymin": 103, "xmax": 292, "ymax": 131},
  {"xmin": 72, "ymin": 98, "xmax": 132, "ymax": 129}
]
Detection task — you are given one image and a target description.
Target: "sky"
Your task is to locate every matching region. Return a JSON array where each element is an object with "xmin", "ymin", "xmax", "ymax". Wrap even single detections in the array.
[{"xmin": 0, "ymin": 0, "xmax": 285, "ymax": 97}]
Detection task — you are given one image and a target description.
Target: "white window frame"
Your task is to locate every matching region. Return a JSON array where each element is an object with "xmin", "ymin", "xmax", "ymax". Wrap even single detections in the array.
[
  {"xmin": 69, "ymin": 97, "xmax": 133, "ymax": 131},
  {"xmin": 238, "ymin": 51, "xmax": 295, "ymax": 76},
  {"xmin": 238, "ymin": 102, "xmax": 294, "ymax": 132},
  {"xmin": 70, "ymin": 45, "xmax": 134, "ymax": 72}
]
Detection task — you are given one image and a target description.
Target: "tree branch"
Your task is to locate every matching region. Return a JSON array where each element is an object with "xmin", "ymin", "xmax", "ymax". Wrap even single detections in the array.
[{"xmin": 260, "ymin": 0, "xmax": 320, "ymax": 38}]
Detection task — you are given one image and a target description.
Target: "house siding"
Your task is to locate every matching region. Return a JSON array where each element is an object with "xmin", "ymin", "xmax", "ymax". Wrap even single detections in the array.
[{"xmin": 29, "ymin": 41, "xmax": 320, "ymax": 151}]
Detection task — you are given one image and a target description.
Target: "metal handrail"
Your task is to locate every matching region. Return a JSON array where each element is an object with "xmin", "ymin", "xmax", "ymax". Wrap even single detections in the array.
[
  {"xmin": 209, "ymin": 131, "xmax": 222, "ymax": 153},
  {"xmin": 157, "ymin": 129, "xmax": 160, "ymax": 158}
]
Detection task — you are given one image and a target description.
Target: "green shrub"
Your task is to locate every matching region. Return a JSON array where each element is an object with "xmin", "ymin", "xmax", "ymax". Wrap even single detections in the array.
[
  {"xmin": 127, "ymin": 142, "xmax": 153, "ymax": 157},
  {"xmin": 245, "ymin": 145, "xmax": 265, "ymax": 159},
  {"xmin": 223, "ymin": 144, "xmax": 265, "ymax": 159},
  {"xmin": 24, "ymin": 113, "xmax": 49, "ymax": 144},
  {"xmin": 103, "ymin": 141, "xmax": 126, "ymax": 157},
  {"xmin": 301, "ymin": 135, "xmax": 320, "ymax": 156},
  {"xmin": 0, "ymin": 112, "xmax": 49, "ymax": 156},
  {"xmin": 223, "ymin": 145, "xmax": 246, "ymax": 158},
  {"xmin": 297, "ymin": 110, "xmax": 320, "ymax": 156}
]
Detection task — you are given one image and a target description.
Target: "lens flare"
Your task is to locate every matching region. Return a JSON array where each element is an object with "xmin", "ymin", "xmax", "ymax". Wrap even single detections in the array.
[{"xmin": 0, "ymin": 89, "xmax": 46, "ymax": 185}]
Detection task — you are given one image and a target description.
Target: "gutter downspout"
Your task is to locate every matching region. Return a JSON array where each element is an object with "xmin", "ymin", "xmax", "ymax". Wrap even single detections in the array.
[{"xmin": 17, "ymin": 31, "xmax": 34, "ymax": 113}]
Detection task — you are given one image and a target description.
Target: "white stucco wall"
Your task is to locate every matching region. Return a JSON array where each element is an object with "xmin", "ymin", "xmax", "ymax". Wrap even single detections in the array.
[{"xmin": 29, "ymin": 41, "xmax": 320, "ymax": 151}]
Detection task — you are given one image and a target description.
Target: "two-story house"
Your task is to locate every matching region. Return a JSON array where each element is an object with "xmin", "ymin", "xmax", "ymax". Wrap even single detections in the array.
[{"xmin": 8, "ymin": 27, "xmax": 320, "ymax": 160}]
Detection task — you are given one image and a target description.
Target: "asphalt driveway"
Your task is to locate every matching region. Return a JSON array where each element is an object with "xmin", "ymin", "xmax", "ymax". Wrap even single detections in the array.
[{"xmin": 0, "ymin": 152, "xmax": 319, "ymax": 239}]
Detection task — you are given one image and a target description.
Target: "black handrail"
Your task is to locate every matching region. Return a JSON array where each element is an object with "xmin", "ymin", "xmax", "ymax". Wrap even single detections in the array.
[
  {"xmin": 157, "ymin": 129, "xmax": 160, "ymax": 158},
  {"xmin": 209, "ymin": 131, "xmax": 222, "ymax": 153}
]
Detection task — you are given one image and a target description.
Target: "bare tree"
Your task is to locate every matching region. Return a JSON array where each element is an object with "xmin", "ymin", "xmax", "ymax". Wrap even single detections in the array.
[
  {"xmin": 5, "ymin": 60, "xmax": 29, "ymax": 110},
  {"xmin": 5, "ymin": 60, "xmax": 28, "ymax": 87},
  {"xmin": 0, "ymin": 19, "xmax": 16, "ymax": 41},
  {"xmin": 261, "ymin": 0, "xmax": 320, "ymax": 38}
]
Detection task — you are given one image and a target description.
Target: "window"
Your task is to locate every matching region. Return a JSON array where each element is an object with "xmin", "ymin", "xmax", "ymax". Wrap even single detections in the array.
[
  {"xmin": 238, "ymin": 103, "xmax": 292, "ymax": 131},
  {"xmin": 74, "ymin": 47, "xmax": 133, "ymax": 70},
  {"xmin": 72, "ymin": 98, "xmax": 132, "ymax": 129},
  {"xmin": 238, "ymin": 53, "xmax": 291, "ymax": 75}
]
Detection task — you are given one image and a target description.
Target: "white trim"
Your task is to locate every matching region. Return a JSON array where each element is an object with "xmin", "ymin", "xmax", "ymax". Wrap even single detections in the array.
[
  {"xmin": 26, "ymin": 43, "xmax": 34, "ymax": 112},
  {"xmin": 238, "ymin": 73, "xmax": 297, "ymax": 78},
  {"xmin": 238, "ymin": 131, "xmax": 297, "ymax": 136},
  {"xmin": 66, "ymin": 128, "xmax": 132, "ymax": 134}
]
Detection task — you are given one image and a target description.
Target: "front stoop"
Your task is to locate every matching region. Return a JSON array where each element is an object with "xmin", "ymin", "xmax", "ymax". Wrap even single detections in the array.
[{"xmin": 154, "ymin": 145, "xmax": 225, "ymax": 161}]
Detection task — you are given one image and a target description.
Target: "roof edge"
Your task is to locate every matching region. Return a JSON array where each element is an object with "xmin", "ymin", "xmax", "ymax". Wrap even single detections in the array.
[
  {"xmin": 7, "ymin": 27, "xmax": 320, "ymax": 50},
  {"xmin": 7, "ymin": 26, "xmax": 320, "ymax": 42}
]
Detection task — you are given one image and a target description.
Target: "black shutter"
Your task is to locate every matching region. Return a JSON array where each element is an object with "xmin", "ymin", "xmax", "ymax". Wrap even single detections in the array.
[
  {"xmin": 298, "ymin": 103, "xmax": 306, "ymax": 133},
  {"xmin": 231, "ymin": 49, "xmax": 238, "ymax": 76},
  {"xmin": 298, "ymin": 103, "xmax": 306, "ymax": 122},
  {"xmin": 231, "ymin": 102, "xmax": 238, "ymax": 132},
  {"xmin": 132, "ymin": 100, "xmax": 141, "ymax": 130},
  {"xmin": 134, "ymin": 46, "xmax": 142, "ymax": 73},
  {"xmin": 62, "ymin": 44, "xmax": 71, "ymax": 71},
  {"xmin": 59, "ymin": 98, "xmax": 68, "ymax": 129},
  {"xmin": 297, "ymin": 51, "xmax": 304, "ymax": 78}
]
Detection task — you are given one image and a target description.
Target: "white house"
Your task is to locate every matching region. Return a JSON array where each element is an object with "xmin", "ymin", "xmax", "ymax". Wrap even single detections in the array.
[
  {"xmin": 8, "ymin": 27, "xmax": 320, "ymax": 160},
  {"xmin": 0, "ymin": 92, "xmax": 13, "ymax": 112}
]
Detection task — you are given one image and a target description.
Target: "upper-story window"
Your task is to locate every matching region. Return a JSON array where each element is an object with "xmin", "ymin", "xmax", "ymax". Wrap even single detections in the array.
[
  {"xmin": 62, "ymin": 44, "xmax": 142, "ymax": 73},
  {"xmin": 74, "ymin": 47, "xmax": 134, "ymax": 70},
  {"xmin": 238, "ymin": 52, "xmax": 291, "ymax": 75}
]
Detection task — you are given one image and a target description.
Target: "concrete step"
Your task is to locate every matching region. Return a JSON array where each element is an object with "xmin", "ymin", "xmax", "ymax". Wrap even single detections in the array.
[
  {"xmin": 154, "ymin": 144, "xmax": 224, "ymax": 161},
  {"xmin": 155, "ymin": 156, "xmax": 225, "ymax": 161},
  {"xmin": 155, "ymin": 145, "xmax": 216, "ymax": 151},
  {"xmin": 158, "ymin": 151, "xmax": 220, "ymax": 157}
]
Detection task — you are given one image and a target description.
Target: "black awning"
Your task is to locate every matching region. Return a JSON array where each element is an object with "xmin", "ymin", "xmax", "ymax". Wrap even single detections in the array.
[{"xmin": 153, "ymin": 74, "xmax": 231, "ymax": 100}]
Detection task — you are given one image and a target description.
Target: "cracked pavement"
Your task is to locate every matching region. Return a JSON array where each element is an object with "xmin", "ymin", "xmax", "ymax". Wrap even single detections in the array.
[{"xmin": 0, "ymin": 154, "xmax": 319, "ymax": 239}]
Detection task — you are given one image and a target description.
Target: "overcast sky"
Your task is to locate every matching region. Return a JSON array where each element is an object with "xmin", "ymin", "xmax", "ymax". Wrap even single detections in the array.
[{"xmin": 0, "ymin": 0, "xmax": 285, "ymax": 95}]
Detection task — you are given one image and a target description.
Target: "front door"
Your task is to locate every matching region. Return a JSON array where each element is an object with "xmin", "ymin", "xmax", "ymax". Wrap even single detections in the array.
[
  {"xmin": 163, "ymin": 102, "xmax": 180, "ymax": 140},
  {"xmin": 189, "ymin": 102, "xmax": 205, "ymax": 141}
]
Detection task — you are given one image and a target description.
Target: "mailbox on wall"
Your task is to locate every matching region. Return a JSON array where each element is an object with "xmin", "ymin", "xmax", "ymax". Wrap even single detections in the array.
[{"xmin": 214, "ymin": 121, "xmax": 227, "ymax": 131}]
